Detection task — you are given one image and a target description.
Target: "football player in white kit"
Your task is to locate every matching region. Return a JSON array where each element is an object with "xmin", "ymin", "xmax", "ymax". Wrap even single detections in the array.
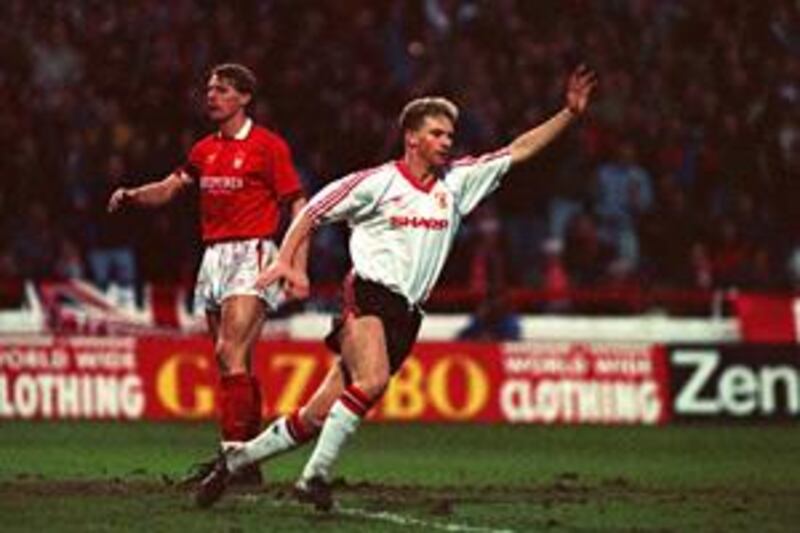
[{"xmin": 196, "ymin": 65, "xmax": 597, "ymax": 509}]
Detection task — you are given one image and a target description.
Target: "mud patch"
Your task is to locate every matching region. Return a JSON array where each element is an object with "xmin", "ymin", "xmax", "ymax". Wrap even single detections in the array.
[{"xmin": 0, "ymin": 473, "xmax": 771, "ymax": 513}]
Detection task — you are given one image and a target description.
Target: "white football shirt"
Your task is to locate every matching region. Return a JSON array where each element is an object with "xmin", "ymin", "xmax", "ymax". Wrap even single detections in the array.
[{"xmin": 306, "ymin": 148, "xmax": 512, "ymax": 306}]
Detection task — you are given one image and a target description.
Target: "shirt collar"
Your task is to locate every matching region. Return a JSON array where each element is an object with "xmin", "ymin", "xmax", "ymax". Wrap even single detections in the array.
[
  {"xmin": 219, "ymin": 118, "xmax": 253, "ymax": 140},
  {"xmin": 394, "ymin": 160, "xmax": 437, "ymax": 194}
]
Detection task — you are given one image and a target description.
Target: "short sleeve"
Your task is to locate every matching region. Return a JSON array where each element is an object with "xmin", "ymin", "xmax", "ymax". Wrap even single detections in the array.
[
  {"xmin": 306, "ymin": 167, "xmax": 388, "ymax": 225},
  {"xmin": 271, "ymin": 137, "xmax": 304, "ymax": 200},
  {"xmin": 178, "ymin": 142, "xmax": 204, "ymax": 181},
  {"xmin": 444, "ymin": 148, "xmax": 512, "ymax": 215}
]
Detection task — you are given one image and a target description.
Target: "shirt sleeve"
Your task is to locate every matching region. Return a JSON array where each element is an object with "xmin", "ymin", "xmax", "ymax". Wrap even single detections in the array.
[
  {"xmin": 271, "ymin": 137, "xmax": 304, "ymax": 200},
  {"xmin": 305, "ymin": 168, "xmax": 386, "ymax": 225},
  {"xmin": 178, "ymin": 142, "xmax": 203, "ymax": 182},
  {"xmin": 444, "ymin": 148, "xmax": 512, "ymax": 215}
]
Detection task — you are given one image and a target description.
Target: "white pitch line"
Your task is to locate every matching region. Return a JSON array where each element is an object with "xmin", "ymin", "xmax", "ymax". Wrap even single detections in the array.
[
  {"xmin": 240, "ymin": 494, "xmax": 515, "ymax": 533},
  {"xmin": 336, "ymin": 505, "xmax": 515, "ymax": 533}
]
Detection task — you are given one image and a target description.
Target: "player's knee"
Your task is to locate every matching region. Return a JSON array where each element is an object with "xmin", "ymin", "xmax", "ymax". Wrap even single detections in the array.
[{"xmin": 214, "ymin": 338, "xmax": 246, "ymax": 374}]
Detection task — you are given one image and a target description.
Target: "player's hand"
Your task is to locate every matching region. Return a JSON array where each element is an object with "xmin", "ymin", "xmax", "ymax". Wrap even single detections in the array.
[
  {"xmin": 255, "ymin": 259, "xmax": 308, "ymax": 298},
  {"xmin": 565, "ymin": 64, "xmax": 598, "ymax": 116},
  {"xmin": 284, "ymin": 270, "xmax": 310, "ymax": 300},
  {"xmin": 107, "ymin": 187, "xmax": 133, "ymax": 213}
]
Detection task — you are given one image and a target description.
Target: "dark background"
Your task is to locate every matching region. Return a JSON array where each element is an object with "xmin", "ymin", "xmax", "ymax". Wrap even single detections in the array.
[{"xmin": 1, "ymin": 0, "xmax": 798, "ymax": 313}]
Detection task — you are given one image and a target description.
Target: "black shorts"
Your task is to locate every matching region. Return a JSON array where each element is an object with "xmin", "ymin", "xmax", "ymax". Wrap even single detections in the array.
[{"xmin": 325, "ymin": 274, "xmax": 423, "ymax": 374}]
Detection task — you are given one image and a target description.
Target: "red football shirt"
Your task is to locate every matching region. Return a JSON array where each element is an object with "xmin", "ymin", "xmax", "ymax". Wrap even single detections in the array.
[{"xmin": 182, "ymin": 119, "xmax": 303, "ymax": 243}]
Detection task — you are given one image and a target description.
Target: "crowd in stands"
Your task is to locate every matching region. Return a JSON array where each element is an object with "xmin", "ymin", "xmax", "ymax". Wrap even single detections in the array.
[{"xmin": 1, "ymin": 0, "xmax": 799, "ymax": 316}]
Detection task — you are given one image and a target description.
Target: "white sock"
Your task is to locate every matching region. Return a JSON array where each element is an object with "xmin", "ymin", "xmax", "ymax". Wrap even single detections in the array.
[
  {"xmin": 226, "ymin": 416, "xmax": 298, "ymax": 472},
  {"xmin": 300, "ymin": 400, "xmax": 361, "ymax": 482}
]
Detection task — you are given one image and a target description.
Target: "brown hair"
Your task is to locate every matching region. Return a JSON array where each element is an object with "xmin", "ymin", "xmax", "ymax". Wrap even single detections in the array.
[
  {"xmin": 210, "ymin": 63, "xmax": 257, "ymax": 95},
  {"xmin": 398, "ymin": 97, "xmax": 459, "ymax": 132}
]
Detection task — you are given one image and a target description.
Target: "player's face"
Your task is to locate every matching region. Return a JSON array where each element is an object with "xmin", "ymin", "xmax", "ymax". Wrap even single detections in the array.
[
  {"xmin": 205, "ymin": 74, "xmax": 250, "ymax": 123},
  {"xmin": 413, "ymin": 115, "xmax": 454, "ymax": 168}
]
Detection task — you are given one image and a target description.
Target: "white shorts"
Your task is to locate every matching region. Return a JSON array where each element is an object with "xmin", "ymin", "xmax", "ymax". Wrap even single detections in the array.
[{"xmin": 194, "ymin": 238, "xmax": 285, "ymax": 313}]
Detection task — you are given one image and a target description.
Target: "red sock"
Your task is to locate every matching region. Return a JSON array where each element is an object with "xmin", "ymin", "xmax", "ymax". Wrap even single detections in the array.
[
  {"xmin": 339, "ymin": 384, "xmax": 375, "ymax": 417},
  {"xmin": 218, "ymin": 374, "xmax": 259, "ymax": 441},
  {"xmin": 247, "ymin": 377, "xmax": 263, "ymax": 439},
  {"xmin": 286, "ymin": 409, "xmax": 316, "ymax": 444}
]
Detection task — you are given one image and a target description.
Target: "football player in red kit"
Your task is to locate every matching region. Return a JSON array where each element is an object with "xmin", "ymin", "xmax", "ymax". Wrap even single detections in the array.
[{"xmin": 108, "ymin": 63, "xmax": 308, "ymax": 484}]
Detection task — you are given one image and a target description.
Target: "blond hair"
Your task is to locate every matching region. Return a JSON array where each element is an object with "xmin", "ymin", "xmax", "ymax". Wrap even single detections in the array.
[{"xmin": 398, "ymin": 97, "xmax": 459, "ymax": 132}]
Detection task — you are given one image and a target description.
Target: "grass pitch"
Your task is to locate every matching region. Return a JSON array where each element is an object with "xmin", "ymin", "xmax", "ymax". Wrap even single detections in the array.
[{"xmin": 1, "ymin": 422, "xmax": 799, "ymax": 532}]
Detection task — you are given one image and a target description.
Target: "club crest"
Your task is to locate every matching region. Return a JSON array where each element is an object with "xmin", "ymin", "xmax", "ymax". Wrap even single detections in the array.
[
  {"xmin": 233, "ymin": 151, "xmax": 246, "ymax": 169},
  {"xmin": 434, "ymin": 191, "xmax": 448, "ymax": 210}
]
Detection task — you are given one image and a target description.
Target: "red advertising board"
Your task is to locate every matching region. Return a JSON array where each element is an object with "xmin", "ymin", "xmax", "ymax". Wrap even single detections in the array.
[
  {"xmin": 0, "ymin": 336, "xmax": 671, "ymax": 424},
  {"xmin": 734, "ymin": 293, "xmax": 800, "ymax": 344},
  {"xmin": 0, "ymin": 337, "xmax": 144, "ymax": 419},
  {"xmin": 497, "ymin": 342, "xmax": 671, "ymax": 424}
]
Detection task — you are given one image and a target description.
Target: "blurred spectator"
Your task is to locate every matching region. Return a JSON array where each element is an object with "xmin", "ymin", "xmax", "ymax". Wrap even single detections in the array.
[
  {"xmin": 2, "ymin": 0, "xmax": 798, "ymax": 309},
  {"xmin": 638, "ymin": 174, "xmax": 701, "ymax": 287},
  {"xmin": 458, "ymin": 204, "xmax": 520, "ymax": 339},
  {"xmin": 593, "ymin": 140, "xmax": 653, "ymax": 267},
  {"xmin": 562, "ymin": 212, "xmax": 615, "ymax": 288},
  {"xmin": 539, "ymin": 237, "xmax": 571, "ymax": 313},
  {"xmin": 689, "ymin": 241, "xmax": 714, "ymax": 290},
  {"xmin": 30, "ymin": 21, "xmax": 83, "ymax": 96},
  {"xmin": 457, "ymin": 292, "xmax": 521, "ymax": 341},
  {"xmin": 54, "ymin": 238, "xmax": 86, "ymax": 280},
  {"xmin": 467, "ymin": 204, "xmax": 507, "ymax": 299},
  {"xmin": 547, "ymin": 127, "xmax": 592, "ymax": 243},
  {"xmin": 0, "ymin": 246, "xmax": 19, "ymax": 281},
  {"xmin": 707, "ymin": 216, "xmax": 751, "ymax": 289},
  {"xmin": 11, "ymin": 203, "xmax": 59, "ymax": 280},
  {"xmin": 84, "ymin": 155, "xmax": 138, "ymax": 299}
]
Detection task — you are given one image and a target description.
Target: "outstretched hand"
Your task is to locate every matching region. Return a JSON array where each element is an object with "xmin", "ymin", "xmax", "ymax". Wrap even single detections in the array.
[
  {"xmin": 565, "ymin": 64, "xmax": 598, "ymax": 116},
  {"xmin": 255, "ymin": 259, "xmax": 310, "ymax": 300},
  {"xmin": 107, "ymin": 187, "xmax": 132, "ymax": 213}
]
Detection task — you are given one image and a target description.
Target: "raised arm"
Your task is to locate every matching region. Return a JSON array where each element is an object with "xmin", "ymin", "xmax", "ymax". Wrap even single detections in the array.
[
  {"xmin": 508, "ymin": 65, "xmax": 597, "ymax": 166},
  {"xmin": 107, "ymin": 171, "xmax": 193, "ymax": 212}
]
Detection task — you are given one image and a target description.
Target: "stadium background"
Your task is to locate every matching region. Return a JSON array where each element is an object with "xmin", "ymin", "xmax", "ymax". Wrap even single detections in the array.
[
  {"xmin": 1, "ymin": 1, "xmax": 799, "ymax": 531},
  {"xmin": 2, "ymin": 0, "xmax": 798, "ymax": 301}
]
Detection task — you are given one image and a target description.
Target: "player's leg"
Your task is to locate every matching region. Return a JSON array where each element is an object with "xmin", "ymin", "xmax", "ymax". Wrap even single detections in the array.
[
  {"xmin": 206, "ymin": 309, "xmax": 221, "ymax": 341},
  {"xmin": 225, "ymin": 359, "xmax": 346, "ymax": 472},
  {"xmin": 295, "ymin": 316, "xmax": 389, "ymax": 510},
  {"xmin": 178, "ymin": 309, "xmax": 223, "ymax": 487},
  {"xmin": 300, "ymin": 358, "xmax": 349, "ymax": 430},
  {"xmin": 213, "ymin": 238, "xmax": 283, "ymax": 443},
  {"xmin": 196, "ymin": 357, "xmax": 348, "ymax": 508},
  {"xmin": 215, "ymin": 294, "xmax": 267, "ymax": 441}
]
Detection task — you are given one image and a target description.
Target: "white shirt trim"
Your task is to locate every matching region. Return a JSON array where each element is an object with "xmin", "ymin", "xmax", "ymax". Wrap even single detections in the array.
[
  {"xmin": 234, "ymin": 118, "xmax": 253, "ymax": 140},
  {"xmin": 218, "ymin": 117, "xmax": 253, "ymax": 140}
]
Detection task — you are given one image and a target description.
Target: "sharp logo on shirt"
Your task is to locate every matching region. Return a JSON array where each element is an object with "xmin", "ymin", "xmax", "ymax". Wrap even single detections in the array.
[
  {"xmin": 200, "ymin": 176, "xmax": 245, "ymax": 191},
  {"xmin": 390, "ymin": 215, "xmax": 449, "ymax": 230}
]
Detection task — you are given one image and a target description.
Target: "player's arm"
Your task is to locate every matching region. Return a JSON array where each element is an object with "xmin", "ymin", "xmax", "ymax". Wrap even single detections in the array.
[
  {"xmin": 255, "ymin": 207, "xmax": 316, "ymax": 292},
  {"xmin": 507, "ymin": 65, "xmax": 597, "ymax": 167},
  {"xmin": 287, "ymin": 195, "xmax": 309, "ymax": 269},
  {"xmin": 284, "ymin": 195, "xmax": 310, "ymax": 298},
  {"xmin": 256, "ymin": 171, "xmax": 380, "ymax": 292},
  {"xmin": 107, "ymin": 171, "xmax": 193, "ymax": 212}
]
